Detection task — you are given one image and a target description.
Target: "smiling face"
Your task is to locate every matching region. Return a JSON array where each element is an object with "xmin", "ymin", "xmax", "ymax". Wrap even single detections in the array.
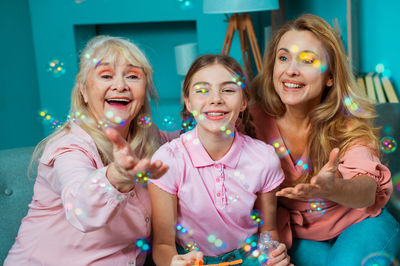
[
  {"xmin": 184, "ymin": 63, "xmax": 247, "ymax": 139},
  {"xmin": 80, "ymin": 55, "xmax": 147, "ymax": 137},
  {"xmin": 273, "ymin": 30, "xmax": 333, "ymax": 109}
]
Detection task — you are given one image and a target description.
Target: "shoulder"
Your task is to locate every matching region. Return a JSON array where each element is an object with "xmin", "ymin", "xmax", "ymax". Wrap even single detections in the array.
[
  {"xmin": 240, "ymin": 133, "xmax": 280, "ymax": 163},
  {"xmin": 152, "ymin": 133, "xmax": 186, "ymax": 160}
]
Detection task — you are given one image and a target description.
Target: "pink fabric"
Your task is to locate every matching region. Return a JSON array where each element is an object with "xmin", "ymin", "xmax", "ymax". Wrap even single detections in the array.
[
  {"xmin": 5, "ymin": 122, "xmax": 153, "ymax": 266},
  {"xmin": 151, "ymin": 127, "xmax": 284, "ymax": 256},
  {"xmin": 250, "ymin": 104, "xmax": 393, "ymax": 249}
]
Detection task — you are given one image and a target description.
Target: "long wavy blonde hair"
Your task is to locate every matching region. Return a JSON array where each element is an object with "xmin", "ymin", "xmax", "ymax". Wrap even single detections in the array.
[
  {"xmin": 30, "ymin": 35, "xmax": 162, "ymax": 174},
  {"xmin": 252, "ymin": 14, "xmax": 379, "ymax": 184}
]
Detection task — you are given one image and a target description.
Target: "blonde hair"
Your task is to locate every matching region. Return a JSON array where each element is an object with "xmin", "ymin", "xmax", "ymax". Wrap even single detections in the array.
[
  {"xmin": 252, "ymin": 14, "xmax": 379, "ymax": 184},
  {"xmin": 29, "ymin": 35, "xmax": 162, "ymax": 175},
  {"xmin": 181, "ymin": 54, "xmax": 255, "ymax": 138}
]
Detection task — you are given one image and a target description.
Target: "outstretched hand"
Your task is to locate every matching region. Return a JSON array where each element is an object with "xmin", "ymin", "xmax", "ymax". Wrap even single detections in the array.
[
  {"xmin": 105, "ymin": 127, "xmax": 169, "ymax": 192},
  {"xmin": 276, "ymin": 148, "xmax": 340, "ymax": 201},
  {"xmin": 170, "ymin": 251, "xmax": 203, "ymax": 266}
]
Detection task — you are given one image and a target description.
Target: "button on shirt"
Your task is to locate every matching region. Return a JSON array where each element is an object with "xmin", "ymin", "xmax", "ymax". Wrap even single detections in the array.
[{"xmin": 151, "ymin": 127, "xmax": 284, "ymax": 256}]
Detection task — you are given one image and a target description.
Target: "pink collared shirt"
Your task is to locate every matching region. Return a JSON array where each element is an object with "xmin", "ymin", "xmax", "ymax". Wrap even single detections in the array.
[
  {"xmin": 5, "ymin": 122, "xmax": 177, "ymax": 266},
  {"xmin": 151, "ymin": 127, "xmax": 284, "ymax": 256},
  {"xmin": 250, "ymin": 104, "xmax": 393, "ymax": 248}
]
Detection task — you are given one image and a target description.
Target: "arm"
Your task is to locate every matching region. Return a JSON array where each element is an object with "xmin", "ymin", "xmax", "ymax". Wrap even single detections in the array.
[
  {"xmin": 148, "ymin": 183, "xmax": 180, "ymax": 265},
  {"xmin": 256, "ymin": 189, "xmax": 292, "ymax": 266},
  {"xmin": 276, "ymin": 148, "xmax": 377, "ymax": 208}
]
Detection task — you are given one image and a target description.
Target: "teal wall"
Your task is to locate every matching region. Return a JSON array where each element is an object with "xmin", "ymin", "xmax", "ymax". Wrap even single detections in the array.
[{"xmin": 1, "ymin": 0, "xmax": 399, "ymax": 149}]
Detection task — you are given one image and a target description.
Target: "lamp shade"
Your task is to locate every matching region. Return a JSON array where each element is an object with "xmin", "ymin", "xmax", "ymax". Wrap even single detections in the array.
[{"xmin": 203, "ymin": 0, "xmax": 279, "ymax": 14}]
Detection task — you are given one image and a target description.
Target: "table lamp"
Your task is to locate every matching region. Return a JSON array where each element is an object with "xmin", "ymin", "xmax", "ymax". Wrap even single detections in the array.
[{"xmin": 203, "ymin": 0, "xmax": 279, "ymax": 80}]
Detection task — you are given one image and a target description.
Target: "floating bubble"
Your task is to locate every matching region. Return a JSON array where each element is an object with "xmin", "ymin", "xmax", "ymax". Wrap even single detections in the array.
[
  {"xmin": 38, "ymin": 110, "xmax": 64, "ymax": 129},
  {"xmin": 296, "ymin": 159, "xmax": 312, "ymax": 173},
  {"xmin": 361, "ymin": 252, "xmax": 399, "ymax": 266},
  {"xmin": 177, "ymin": 0, "xmax": 194, "ymax": 10},
  {"xmin": 206, "ymin": 234, "xmax": 226, "ymax": 249},
  {"xmin": 220, "ymin": 125, "xmax": 235, "ymax": 139},
  {"xmin": 184, "ymin": 241, "xmax": 199, "ymax": 252},
  {"xmin": 250, "ymin": 209, "xmax": 264, "ymax": 227},
  {"xmin": 289, "ymin": 44, "xmax": 299, "ymax": 53},
  {"xmin": 227, "ymin": 192, "xmax": 240, "ymax": 205},
  {"xmin": 306, "ymin": 199, "xmax": 326, "ymax": 217},
  {"xmin": 161, "ymin": 115, "xmax": 176, "ymax": 130},
  {"xmin": 137, "ymin": 114, "xmax": 152, "ymax": 128},
  {"xmin": 47, "ymin": 59, "xmax": 66, "ymax": 77},
  {"xmin": 375, "ymin": 64, "xmax": 385, "ymax": 73},
  {"xmin": 270, "ymin": 138, "xmax": 289, "ymax": 158},
  {"xmin": 380, "ymin": 136, "xmax": 397, "ymax": 154},
  {"xmin": 343, "ymin": 96, "xmax": 362, "ymax": 114},
  {"xmin": 136, "ymin": 238, "xmax": 151, "ymax": 252}
]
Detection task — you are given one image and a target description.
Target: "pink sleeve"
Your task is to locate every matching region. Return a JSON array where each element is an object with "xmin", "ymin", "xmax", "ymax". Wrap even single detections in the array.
[
  {"xmin": 338, "ymin": 145, "xmax": 392, "ymax": 213},
  {"xmin": 41, "ymin": 144, "xmax": 129, "ymax": 233},
  {"xmin": 150, "ymin": 143, "xmax": 181, "ymax": 195},
  {"xmin": 159, "ymin": 130, "xmax": 180, "ymax": 143},
  {"xmin": 260, "ymin": 145, "xmax": 285, "ymax": 194}
]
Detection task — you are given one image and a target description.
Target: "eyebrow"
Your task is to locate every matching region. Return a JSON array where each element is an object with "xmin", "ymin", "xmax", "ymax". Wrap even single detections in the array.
[
  {"xmin": 192, "ymin": 81, "xmax": 238, "ymax": 88},
  {"xmin": 95, "ymin": 62, "xmax": 143, "ymax": 71},
  {"xmin": 278, "ymin": 47, "xmax": 319, "ymax": 57}
]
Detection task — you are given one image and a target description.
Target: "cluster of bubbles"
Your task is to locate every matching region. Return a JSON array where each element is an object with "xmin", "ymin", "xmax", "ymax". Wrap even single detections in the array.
[
  {"xmin": 135, "ymin": 170, "xmax": 152, "ymax": 185},
  {"xmin": 271, "ymin": 138, "xmax": 290, "ymax": 158},
  {"xmin": 176, "ymin": 0, "xmax": 194, "ymax": 10},
  {"xmin": 47, "ymin": 59, "xmax": 66, "ymax": 77},
  {"xmin": 136, "ymin": 238, "xmax": 151, "ymax": 252},
  {"xmin": 232, "ymin": 73, "xmax": 246, "ymax": 89},
  {"xmin": 183, "ymin": 241, "xmax": 199, "ymax": 252},
  {"xmin": 220, "ymin": 125, "xmax": 235, "ymax": 138},
  {"xmin": 361, "ymin": 252, "xmax": 399, "ymax": 266},
  {"xmin": 343, "ymin": 96, "xmax": 362, "ymax": 114},
  {"xmin": 39, "ymin": 110, "xmax": 64, "ymax": 129},
  {"xmin": 207, "ymin": 234, "xmax": 226, "ymax": 250},
  {"xmin": 295, "ymin": 159, "xmax": 311, "ymax": 173},
  {"xmin": 233, "ymin": 170, "xmax": 250, "ymax": 190},
  {"xmin": 250, "ymin": 209, "xmax": 264, "ymax": 227},
  {"xmin": 289, "ymin": 45, "xmax": 327, "ymax": 72},
  {"xmin": 181, "ymin": 116, "xmax": 197, "ymax": 133},
  {"xmin": 137, "ymin": 114, "xmax": 153, "ymax": 128},
  {"xmin": 175, "ymin": 223, "xmax": 198, "ymax": 252},
  {"xmin": 161, "ymin": 115, "xmax": 176, "ymax": 130},
  {"xmin": 306, "ymin": 199, "xmax": 326, "ymax": 218},
  {"xmin": 241, "ymin": 235, "xmax": 267, "ymax": 263},
  {"xmin": 380, "ymin": 136, "xmax": 397, "ymax": 154},
  {"xmin": 84, "ymin": 52, "xmax": 101, "ymax": 66},
  {"xmin": 227, "ymin": 191, "xmax": 240, "ymax": 206}
]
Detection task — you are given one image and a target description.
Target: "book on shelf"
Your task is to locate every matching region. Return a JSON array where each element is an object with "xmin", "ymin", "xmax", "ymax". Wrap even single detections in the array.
[
  {"xmin": 356, "ymin": 73, "xmax": 399, "ymax": 104},
  {"xmin": 373, "ymin": 73, "xmax": 387, "ymax": 103},
  {"xmin": 364, "ymin": 73, "xmax": 377, "ymax": 104}
]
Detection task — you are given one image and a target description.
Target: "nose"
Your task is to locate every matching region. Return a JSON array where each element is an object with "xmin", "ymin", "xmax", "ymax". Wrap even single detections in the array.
[
  {"xmin": 112, "ymin": 75, "xmax": 128, "ymax": 91},
  {"xmin": 208, "ymin": 89, "xmax": 223, "ymax": 105},
  {"xmin": 285, "ymin": 59, "xmax": 300, "ymax": 76}
]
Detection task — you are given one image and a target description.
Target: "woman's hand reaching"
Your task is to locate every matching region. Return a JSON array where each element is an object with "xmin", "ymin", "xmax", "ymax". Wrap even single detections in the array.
[{"xmin": 105, "ymin": 127, "xmax": 169, "ymax": 192}]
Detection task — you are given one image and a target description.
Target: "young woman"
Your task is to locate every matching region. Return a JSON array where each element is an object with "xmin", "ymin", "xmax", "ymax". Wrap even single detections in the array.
[
  {"xmin": 251, "ymin": 14, "xmax": 400, "ymax": 265},
  {"xmin": 149, "ymin": 54, "xmax": 292, "ymax": 265}
]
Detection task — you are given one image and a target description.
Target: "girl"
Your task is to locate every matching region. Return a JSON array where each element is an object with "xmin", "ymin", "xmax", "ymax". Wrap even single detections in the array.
[
  {"xmin": 5, "ymin": 36, "xmax": 171, "ymax": 266},
  {"xmin": 250, "ymin": 14, "xmax": 400, "ymax": 265},
  {"xmin": 149, "ymin": 54, "xmax": 292, "ymax": 265}
]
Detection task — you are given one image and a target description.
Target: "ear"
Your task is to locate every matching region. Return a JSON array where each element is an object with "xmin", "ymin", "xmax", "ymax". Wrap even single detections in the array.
[
  {"xmin": 79, "ymin": 82, "xmax": 88, "ymax": 103},
  {"xmin": 184, "ymin": 97, "xmax": 192, "ymax": 113},
  {"xmin": 326, "ymin": 76, "xmax": 333, "ymax": 87},
  {"xmin": 240, "ymin": 97, "xmax": 248, "ymax": 112}
]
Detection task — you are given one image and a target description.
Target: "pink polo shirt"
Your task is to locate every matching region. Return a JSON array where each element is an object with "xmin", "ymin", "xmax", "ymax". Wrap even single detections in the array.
[
  {"xmin": 151, "ymin": 127, "xmax": 284, "ymax": 256},
  {"xmin": 250, "ymin": 104, "xmax": 393, "ymax": 248},
  {"xmin": 5, "ymin": 122, "xmax": 177, "ymax": 266}
]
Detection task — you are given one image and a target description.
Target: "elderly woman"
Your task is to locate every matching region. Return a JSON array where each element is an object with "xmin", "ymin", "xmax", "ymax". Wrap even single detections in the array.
[
  {"xmin": 250, "ymin": 14, "xmax": 400, "ymax": 265},
  {"xmin": 5, "ymin": 36, "xmax": 174, "ymax": 266}
]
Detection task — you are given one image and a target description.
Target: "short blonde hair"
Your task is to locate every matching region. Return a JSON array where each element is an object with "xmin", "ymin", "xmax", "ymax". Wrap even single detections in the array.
[
  {"xmin": 252, "ymin": 14, "xmax": 379, "ymax": 184},
  {"xmin": 30, "ymin": 36, "xmax": 162, "ymax": 174}
]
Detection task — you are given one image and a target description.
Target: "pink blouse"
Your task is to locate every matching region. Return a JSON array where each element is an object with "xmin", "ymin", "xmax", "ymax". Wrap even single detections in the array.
[
  {"xmin": 250, "ymin": 104, "xmax": 392, "ymax": 248},
  {"xmin": 151, "ymin": 127, "xmax": 284, "ymax": 256},
  {"xmin": 5, "ymin": 122, "xmax": 177, "ymax": 266}
]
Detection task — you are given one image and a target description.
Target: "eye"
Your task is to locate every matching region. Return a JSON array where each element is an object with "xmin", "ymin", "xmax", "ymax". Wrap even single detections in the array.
[
  {"xmin": 195, "ymin": 88, "xmax": 209, "ymax": 94},
  {"xmin": 279, "ymin": 55, "xmax": 288, "ymax": 62},
  {"xmin": 101, "ymin": 74, "xmax": 112, "ymax": 79},
  {"xmin": 127, "ymin": 74, "xmax": 139, "ymax": 79},
  {"xmin": 221, "ymin": 86, "xmax": 239, "ymax": 94},
  {"xmin": 299, "ymin": 52, "xmax": 315, "ymax": 64}
]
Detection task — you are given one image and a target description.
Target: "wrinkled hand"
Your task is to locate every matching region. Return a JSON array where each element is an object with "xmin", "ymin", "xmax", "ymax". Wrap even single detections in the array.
[
  {"xmin": 276, "ymin": 148, "xmax": 340, "ymax": 201},
  {"xmin": 105, "ymin": 127, "xmax": 169, "ymax": 192},
  {"xmin": 170, "ymin": 251, "xmax": 203, "ymax": 266},
  {"xmin": 267, "ymin": 243, "xmax": 293, "ymax": 266}
]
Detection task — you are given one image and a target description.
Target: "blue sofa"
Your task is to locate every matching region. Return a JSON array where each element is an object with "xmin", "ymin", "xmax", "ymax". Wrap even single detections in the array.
[{"xmin": 1, "ymin": 104, "xmax": 399, "ymax": 264}]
